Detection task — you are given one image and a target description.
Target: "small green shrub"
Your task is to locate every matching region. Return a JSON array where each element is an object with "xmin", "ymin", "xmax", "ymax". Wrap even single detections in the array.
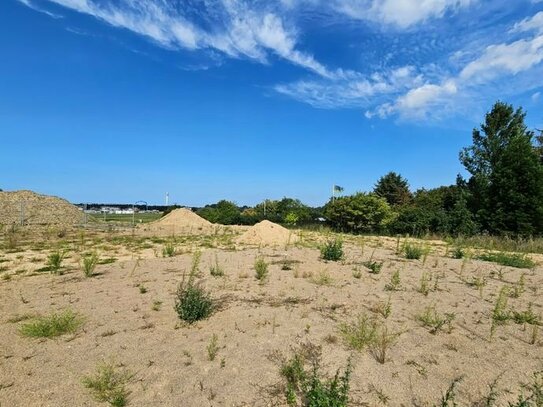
[
  {"xmin": 174, "ymin": 276, "xmax": 213, "ymax": 324},
  {"xmin": 371, "ymin": 325, "xmax": 401, "ymax": 364},
  {"xmin": 363, "ymin": 260, "xmax": 383, "ymax": 274},
  {"xmin": 452, "ymin": 247, "xmax": 465, "ymax": 259},
  {"xmin": 340, "ymin": 314, "xmax": 377, "ymax": 351},
  {"xmin": 82, "ymin": 362, "xmax": 132, "ymax": 407},
  {"xmin": 510, "ymin": 273, "xmax": 526, "ymax": 298},
  {"xmin": 404, "ymin": 243, "xmax": 424, "ymax": 260},
  {"xmin": 162, "ymin": 242, "xmax": 176, "ymax": 258},
  {"xmin": 511, "ymin": 303, "xmax": 540, "ymax": 326},
  {"xmin": 190, "ymin": 250, "xmax": 202, "ymax": 277},
  {"xmin": 320, "ymin": 240, "xmax": 343, "ymax": 261},
  {"xmin": 19, "ymin": 309, "xmax": 83, "ymax": 338},
  {"xmin": 47, "ymin": 250, "xmax": 65, "ymax": 274},
  {"xmin": 207, "ymin": 334, "xmax": 219, "ymax": 361},
  {"xmin": 491, "ymin": 287, "xmax": 510, "ymax": 337},
  {"xmin": 82, "ymin": 252, "xmax": 99, "ymax": 277},
  {"xmin": 477, "ymin": 252, "xmax": 535, "ymax": 269},
  {"xmin": 209, "ymin": 255, "xmax": 224, "ymax": 277},
  {"xmin": 279, "ymin": 345, "xmax": 351, "ymax": 407},
  {"xmin": 416, "ymin": 306, "xmax": 455, "ymax": 334},
  {"xmin": 254, "ymin": 257, "xmax": 269, "ymax": 281},
  {"xmin": 311, "ymin": 270, "xmax": 334, "ymax": 286},
  {"xmin": 384, "ymin": 270, "xmax": 401, "ymax": 291}
]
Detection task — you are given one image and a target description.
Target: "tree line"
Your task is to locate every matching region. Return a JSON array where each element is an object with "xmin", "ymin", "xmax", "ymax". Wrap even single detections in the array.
[{"xmin": 196, "ymin": 102, "xmax": 543, "ymax": 238}]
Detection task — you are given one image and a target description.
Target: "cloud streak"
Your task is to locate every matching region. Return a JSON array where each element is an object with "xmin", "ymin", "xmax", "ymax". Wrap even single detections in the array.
[{"xmin": 18, "ymin": 0, "xmax": 543, "ymax": 122}]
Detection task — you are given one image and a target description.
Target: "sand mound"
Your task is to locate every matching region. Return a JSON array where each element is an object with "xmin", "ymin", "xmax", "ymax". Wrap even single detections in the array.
[
  {"xmin": 237, "ymin": 220, "xmax": 298, "ymax": 246},
  {"xmin": 145, "ymin": 208, "xmax": 215, "ymax": 234},
  {"xmin": 0, "ymin": 190, "xmax": 83, "ymax": 226}
]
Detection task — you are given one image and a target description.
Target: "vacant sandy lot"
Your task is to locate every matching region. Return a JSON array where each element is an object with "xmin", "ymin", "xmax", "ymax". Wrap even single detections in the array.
[{"xmin": 0, "ymin": 228, "xmax": 541, "ymax": 406}]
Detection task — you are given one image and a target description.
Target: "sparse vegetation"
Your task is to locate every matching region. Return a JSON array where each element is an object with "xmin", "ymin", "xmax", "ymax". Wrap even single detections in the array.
[
  {"xmin": 82, "ymin": 362, "xmax": 132, "ymax": 407},
  {"xmin": 404, "ymin": 243, "xmax": 424, "ymax": 260},
  {"xmin": 47, "ymin": 250, "xmax": 65, "ymax": 274},
  {"xmin": 207, "ymin": 334, "xmax": 219, "ymax": 361},
  {"xmin": 363, "ymin": 260, "xmax": 383, "ymax": 274},
  {"xmin": 209, "ymin": 254, "xmax": 225, "ymax": 277},
  {"xmin": 82, "ymin": 252, "xmax": 99, "ymax": 277},
  {"xmin": 384, "ymin": 270, "xmax": 401, "ymax": 291},
  {"xmin": 254, "ymin": 257, "xmax": 269, "ymax": 281},
  {"xmin": 19, "ymin": 309, "xmax": 83, "ymax": 338},
  {"xmin": 162, "ymin": 242, "xmax": 176, "ymax": 257},
  {"xmin": 477, "ymin": 252, "xmax": 535, "ymax": 269},
  {"xmin": 278, "ymin": 344, "xmax": 352, "ymax": 407},
  {"xmin": 416, "ymin": 305, "xmax": 455, "ymax": 334},
  {"xmin": 491, "ymin": 287, "xmax": 511, "ymax": 338},
  {"xmin": 340, "ymin": 314, "xmax": 377, "ymax": 351}
]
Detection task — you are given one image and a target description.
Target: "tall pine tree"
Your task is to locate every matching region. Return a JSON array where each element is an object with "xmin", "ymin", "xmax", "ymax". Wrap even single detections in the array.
[{"xmin": 460, "ymin": 102, "xmax": 543, "ymax": 236}]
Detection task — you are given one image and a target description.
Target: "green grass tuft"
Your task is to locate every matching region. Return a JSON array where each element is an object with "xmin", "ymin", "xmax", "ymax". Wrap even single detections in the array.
[
  {"xmin": 477, "ymin": 252, "xmax": 535, "ymax": 269},
  {"xmin": 19, "ymin": 309, "xmax": 84, "ymax": 338}
]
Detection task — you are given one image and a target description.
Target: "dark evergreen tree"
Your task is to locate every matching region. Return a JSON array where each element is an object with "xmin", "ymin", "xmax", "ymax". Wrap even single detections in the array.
[
  {"xmin": 373, "ymin": 172, "xmax": 412, "ymax": 207},
  {"xmin": 459, "ymin": 102, "xmax": 543, "ymax": 236}
]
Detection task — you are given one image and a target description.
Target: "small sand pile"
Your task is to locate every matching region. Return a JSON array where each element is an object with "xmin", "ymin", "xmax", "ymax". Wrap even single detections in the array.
[
  {"xmin": 145, "ymin": 208, "xmax": 215, "ymax": 234},
  {"xmin": 237, "ymin": 220, "xmax": 298, "ymax": 246},
  {"xmin": 0, "ymin": 190, "xmax": 83, "ymax": 226}
]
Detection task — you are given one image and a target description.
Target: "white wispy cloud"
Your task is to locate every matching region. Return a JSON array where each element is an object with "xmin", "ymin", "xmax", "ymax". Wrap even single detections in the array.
[
  {"xmin": 18, "ymin": 0, "xmax": 543, "ymax": 121},
  {"xmin": 30, "ymin": 0, "xmax": 340, "ymax": 78},
  {"xmin": 460, "ymin": 36, "xmax": 543, "ymax": 81},
  {"xmin": 332, "ymin": 0, "xmax": 476, "ymax": 28},
  {"xmin": 16, "ymin": 0, "xmax": 62, "ymax": 18},
  {"xmin": 511, "ymin": 11, "xmax": 543, "ymax": 34}
]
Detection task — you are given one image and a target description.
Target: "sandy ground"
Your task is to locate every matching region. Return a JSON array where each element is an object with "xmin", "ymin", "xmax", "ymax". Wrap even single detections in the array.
[{"xmin": 0, "ymin": 231, "xmax": 542, "ymax": 406}]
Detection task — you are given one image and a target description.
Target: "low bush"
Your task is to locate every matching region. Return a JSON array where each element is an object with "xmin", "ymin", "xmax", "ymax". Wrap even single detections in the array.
[
  {"xmin": 363, "ymin": 260, "xmax": 383, "ymax": 274},
  {"xmin": 254, "ymin": 257, "xmax": 269, "ymax": 281},
  {"xmin": 81, "ymin": 252, "xmax": 99, "ymax": 277},
  {"xmin": 174, "ymin": 276, "xmax": 213, "ymax": 324},
  {"xmin": 416, "ymin": 306, "xmax": 455, "ymax": 334},
  {"xmin": 403, "ymin": 243, "xmax": 424, "ymax": 260},
  {"xmin": 279, "ymin": 345, "xmax": 352, "ymax": 407},
  {"xmin": 82, "ymin": 362, "xmax": 132, "ymax": 407},
  {"xmin": 47, "ymin": 250, "xmax": 65, "ymax": 274},
  {"xmin": 320, "ymin": 240, "xmax": 343, "ymax": 261},
  {"xmin": 162, "ymin": 242, "xmax": 176, "ymax": 258}
]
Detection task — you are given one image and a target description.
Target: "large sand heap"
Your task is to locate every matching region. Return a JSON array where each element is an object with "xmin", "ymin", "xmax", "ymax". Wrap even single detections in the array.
[
  {"xmin": 237, "ymin": 220, "xmax": 298, "ymax": 246},
  {"xmin": 145, "ymin": 208, "xmax": 214, "ymax": 234},
  {"xmin": 0, "ymin": 190, "xmax": 82, "ymax": 226}
]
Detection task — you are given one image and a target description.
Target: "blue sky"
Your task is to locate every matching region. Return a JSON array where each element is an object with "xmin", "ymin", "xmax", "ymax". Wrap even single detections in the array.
[{"xmin": 1, "ymin": 0, "xmax": 543, "ymax": 206}]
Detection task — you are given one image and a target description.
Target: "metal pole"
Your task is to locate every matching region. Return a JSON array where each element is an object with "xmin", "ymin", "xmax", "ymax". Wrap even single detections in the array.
[
  {"xmin": 20, "ymin": 201, "xmax": 24, "ymax": 226},
  {"xmin": 132, "ymin": 203, "xmax": 135, "ymax": 226}
]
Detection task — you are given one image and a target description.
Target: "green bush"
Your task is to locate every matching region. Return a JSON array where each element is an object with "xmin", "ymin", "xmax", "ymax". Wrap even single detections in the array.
[
  {"xmin": 174, "ymin": 277, "xmax": 213, "ymax": 323},
  {"xmin": 47, "ymin": 250, "xmax": 65, "ymax": 274},
  {"xmin": 404, "ymin": 243, "xmax": 424, "ymax": 260},
  {"xmin": 451, "ymin": 247, "xmax": 464, "ymax": 259},
  {"xmin": 279, "ymin": 346, "xmax": 351, "ymax": 407},
  {"xmin": 82, "ymin": 252, "xmax": 99, "ymax": 277},
  {"xmin": 363, "ymin": 260, "xmax": 382, "ymax": 274},
  {"xmin": 82, "ymin": 362, "xmax": 132, "ymax": 407},
  {"xmin": 162, "ymin": 242, "xmax": 176, "ymax": 257},
  {"xmin": 254, "ymin": 257, "xmax": 269, "ymax": 281},
  {"xmin": 320, "ymin": 239, "xmax": 343, "ymax": 261},
  {"xmin": 324, "ymin": 193, "xmax": 395, "ymax": 234}
]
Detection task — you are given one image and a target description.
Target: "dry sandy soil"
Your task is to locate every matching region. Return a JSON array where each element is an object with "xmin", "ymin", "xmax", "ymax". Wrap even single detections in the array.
[{"xmin": 0, "ymin": 227, "xmax": 542, "ymax": 407}]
